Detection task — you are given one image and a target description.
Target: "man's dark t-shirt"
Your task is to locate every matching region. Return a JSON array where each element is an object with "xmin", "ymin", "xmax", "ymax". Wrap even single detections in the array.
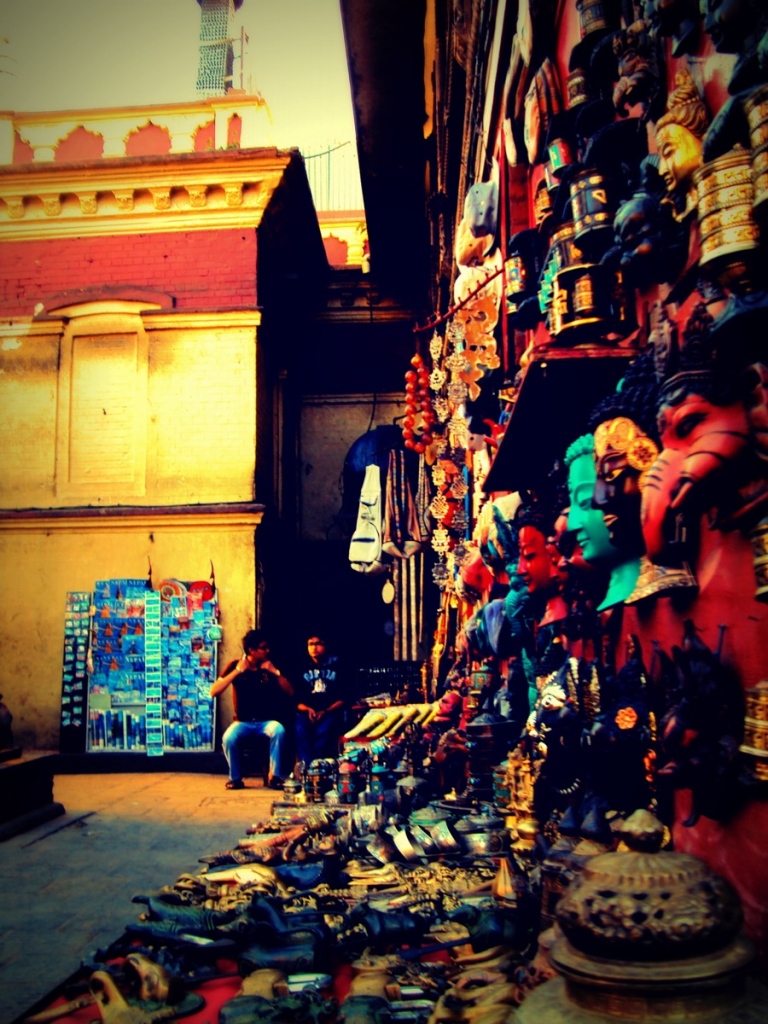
[
  {"xmin": 296, "ymin": 655, "xmax": 346, "ymax": 713},
  {"xmin": 223, "ymin": 661, "xmax": 293, "ymax": 726}
]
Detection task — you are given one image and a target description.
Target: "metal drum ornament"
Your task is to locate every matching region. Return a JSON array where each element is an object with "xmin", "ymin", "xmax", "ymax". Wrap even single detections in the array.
[
  {"xmin": 740, "ymin": 680, "xmax": 768, "ymax": 780},
  {"xmin": 570, "ymin": 169, "xmax": 616, "ymax": 259},
  {"xmin": 512, "ymin": 813, "xmax": 768, "ymax": 1022},
  {"xmin": 576, "ymin": 0, "xmax": 614, "ymax": 38},
  {"xmin": 306, "ymin": 758, "xmax": 336, "ymax": 803},
  {"xmin": 550, "ymin": 264, "xmax": 635, "ymax": 341},
  {"xmin": 548, "ymin": 136, "xmax": 573, "ymax": 178},
  {"xmin": 749, "ymin": 515, "xmax": 768, "ymax": 602},
  {"xmin": 550, "ymin": 264, "xmax": 608, "ymax": 338},
  {"xmin": 505, "ymin": 253, "xmax": 529, "ymax": 315},
  {"xmin": 566, "ymin": 68, "xmax": 590, "ymax": 109},
  {"xmin": 534, "ymin": 180, "xmax": 553, "ymax": 226},
  {"xmin": 539, "ymin": 221, "xmax": 581, "ymax": 315},
  {"xmin": 745, "ymin": 84, "xmax": 768, "ymax": 227},
  {"xmin": 337, "ymin": 759, "xmax": 363, "ymax": 804},
  {"xmin": 694, "ymin": 148, "xmax": 761, "ymax": 290}
]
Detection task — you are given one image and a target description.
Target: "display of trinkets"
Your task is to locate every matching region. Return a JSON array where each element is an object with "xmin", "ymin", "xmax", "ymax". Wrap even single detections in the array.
[
  {"xmin": 59, "ymin": 592, "xmax": 91, "ymax": 753},
  {"xmin": 83, "ymin": 577, "xmax": 218, "ymax": 755},
  {"xmin": 159, "ymin": 579, "xmax": 218, "ymax": 752},
  {"xmin": 88, "ymin": 579, "xmax": 150, "ymax": 753}
]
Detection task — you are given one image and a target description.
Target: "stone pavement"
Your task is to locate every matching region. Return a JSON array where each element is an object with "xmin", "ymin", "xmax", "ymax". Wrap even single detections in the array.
[{"xmin": 0, "ymin": 771, "xmax": 276, "ymax": 1024}]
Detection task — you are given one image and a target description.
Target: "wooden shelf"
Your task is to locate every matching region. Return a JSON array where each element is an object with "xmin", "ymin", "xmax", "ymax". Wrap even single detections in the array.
[{"xmin": 484, "ymin": 347, "xmax": 634, "ymax": 494}]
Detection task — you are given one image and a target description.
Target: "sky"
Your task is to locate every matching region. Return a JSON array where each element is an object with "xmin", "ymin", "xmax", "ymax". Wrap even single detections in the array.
[{"xmin": 0, "ymin": 0, "xmax": 358, "ymax": 150}]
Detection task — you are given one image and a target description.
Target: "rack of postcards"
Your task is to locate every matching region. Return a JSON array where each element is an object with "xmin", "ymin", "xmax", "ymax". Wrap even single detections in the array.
[
  {"xmin": 80, "ymin": 577, "xmax": 219, "ymax": 755},
  {"xmin": 59, "ymin": 592, "xmax": 92, "ymax": 753}
]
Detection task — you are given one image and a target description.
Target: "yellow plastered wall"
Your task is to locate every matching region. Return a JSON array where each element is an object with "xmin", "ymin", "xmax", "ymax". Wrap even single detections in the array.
[
  {"xmin": 0, "ymin": 306, "xmax": 269, "ymax": 750},
  {"xmin": 0, "ymin": 516, "xmax": 260, "ymax": 749},
  {"xmin": 0, "ymin": 309, "xmax": 260, "ymax": 509}
]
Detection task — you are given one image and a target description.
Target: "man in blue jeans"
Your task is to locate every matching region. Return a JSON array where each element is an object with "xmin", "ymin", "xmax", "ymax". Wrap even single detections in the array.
[
  {"xmin": 211, "ymin": 629, "xmax": 294, "ymax": 790},
  {"xmin": 295, "ymin": 634, "xmax": 347, "ymax": 769}
]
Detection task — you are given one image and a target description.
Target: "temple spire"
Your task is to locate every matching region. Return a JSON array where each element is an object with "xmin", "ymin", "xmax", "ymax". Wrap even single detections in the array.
[{"xmin": 194, "ymin": 0, "xmax": 244, "ymax": 98}]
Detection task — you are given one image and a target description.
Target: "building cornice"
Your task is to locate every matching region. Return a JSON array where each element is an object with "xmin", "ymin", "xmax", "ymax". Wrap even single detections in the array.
[
  {"xmin": 0, "ymin": 503, "xmax": 266, "ymax": 533},
  {"xmin": 0, "ymin": 148, "xmax": 293, "ymax": 241},
  {"xmin": 0, "ymin": 308, "xmax": 262, "ymax": 335}
]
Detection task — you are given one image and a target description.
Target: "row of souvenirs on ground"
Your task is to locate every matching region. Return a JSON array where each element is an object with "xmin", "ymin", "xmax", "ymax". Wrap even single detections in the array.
[{"xmin": 22, "ymin": 730, "xmax": 768, "ymax": 1023}]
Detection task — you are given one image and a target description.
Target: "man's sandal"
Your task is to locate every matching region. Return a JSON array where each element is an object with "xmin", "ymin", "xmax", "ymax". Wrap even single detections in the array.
[{"xmin": 225, "ymin": 779, "xmax": 245, "ymax": 790}]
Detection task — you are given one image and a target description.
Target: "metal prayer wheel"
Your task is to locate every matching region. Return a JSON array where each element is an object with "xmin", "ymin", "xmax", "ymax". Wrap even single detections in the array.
[
  {"xmin": 745, "ymin": 84, "xmax": 768, "ymax": 227},
  {"xmin": 337, "ymin": 759, "xmax": 363, "ymax": 804},
  {"xmin": 505, "ymin": 253, "xmax": 528, "ymax": 314},
  {"xmin": 550, "ymin": 263, "xmax": 636, "ymax": 342},
  {"xmin": 694, "ymin": 149, "xmax": 761, "ymax": 291},
  {"xmin": 570, "ymin": 168, "xmax": 616, "ymax": 259},
  {"xmin": 539, "ymin": 221, "xmax": 581, "ymax": 315},
  {"xmin": 740, "ymin": 680, "xmax": 768, "ymax": 780},
  {"xmin": 492, "ymin": 759, "xmax": 511, "ymax": 808},
  {"xmin": 547, "ymin": 137, "xmax": 573, "ymax": 178},
  {"xmin": 465, "ymin": 714, "xmax": 519, "ymax": 802},
  {"xmin": 566, "ymin": 68, "xmax": 590, "ymax": 109},
  {"xmin": 470, "ymin": 662, "xmax": 495, "ymax": 692},
  {"xmin": 749, "ymin": 515, "xmax": 768, "ymax": 601},
  {"xmin": 370, "ymin": 763, "xmax": 394, "ymax": 800},
  {"xmin": 576, "ymin": 0, "xmax": 614, "ymax": 38},
  {"xmin": 306, "ymin": 757, "xmax": 336, "ymax": 803},
  {"xmin": 549, "ymin": 264, "xmax": 608, "ymax": 339},
  {"xmin": 534, "ymin": 180, "xmax": 553, "ymax": 225}
]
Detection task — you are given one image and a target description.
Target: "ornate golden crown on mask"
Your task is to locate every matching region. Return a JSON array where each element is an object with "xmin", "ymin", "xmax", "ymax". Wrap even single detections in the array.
[{"xmin": 593, "ymin": 416, "xmax": 659, "ymax": 489}]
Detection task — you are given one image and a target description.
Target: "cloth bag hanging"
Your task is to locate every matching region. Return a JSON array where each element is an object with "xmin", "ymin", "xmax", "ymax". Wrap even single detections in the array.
[
  {"xmin": 349, "ymin": 463, "xmax": 386, "ymax": 575},
  {"xmin": 382, "ymin": 449, "xmax": 423, "ymax": 559}
]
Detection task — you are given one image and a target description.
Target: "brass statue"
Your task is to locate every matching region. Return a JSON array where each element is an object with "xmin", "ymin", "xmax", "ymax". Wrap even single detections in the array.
[{"xmin": 653, "ymin": 68, "xmax": 709, "ymax": 218}]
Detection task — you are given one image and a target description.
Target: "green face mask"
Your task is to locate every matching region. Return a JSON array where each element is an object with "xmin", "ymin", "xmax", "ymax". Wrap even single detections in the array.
[{"xmin": 567, "ymin": 447, "xmax": 617, "ymax": 564}]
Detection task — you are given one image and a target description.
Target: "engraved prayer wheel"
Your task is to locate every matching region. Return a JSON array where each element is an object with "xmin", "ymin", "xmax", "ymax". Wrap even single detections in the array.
[
  {"xmin": 740, "ymin": 680, "xmax": 768, "ymax": 781},
  {"xmin": 749, "ymin": 515, "xmax": 768, "ymax": 602},
  {"xmin": 576, "ymin": 0, "xmax": 614, "ymax": 38},
  {"xmin": 550, "ymin": 264, "xmax": 608, "ymax": 339},
  {"xmin": 745, "ymin": 84, "xmax": 768, "ymax": 227},
  {"xmin": 534, "ymin": 180, "xmax": 553, "ymax": 225},
  {"xmin": 505, "ymin": 253, "xmax": 528, "ymax": 314},
  {"xmin": 570, "ymin": 168, "xmax": 616, "ymax": 259},
  {"xmin": 547, "ymin": 137, "xmax": 573, "ymax": 177},
  {"xmin": 694, "ymin": 149, "xmax": 761, "ymax": 290},
  {"xmin": 306, "ymin": 757, "xmax": 336, "ymax": 803},
  {"xmin": 539, "ymin": 221, "xmax": 582, "ymax": 316},
  {"xmin": 566, "ymin": 68, "xmax": 590, "ymax": 109}
]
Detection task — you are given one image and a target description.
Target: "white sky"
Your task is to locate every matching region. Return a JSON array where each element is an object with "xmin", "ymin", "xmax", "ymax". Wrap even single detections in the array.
[{"xmin": 0, "ymin": 0, "xmax": 357, "ymax": 149}]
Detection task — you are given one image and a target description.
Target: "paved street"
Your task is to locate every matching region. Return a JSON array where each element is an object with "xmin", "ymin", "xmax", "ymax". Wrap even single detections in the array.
[{"xmin": 0, "ymin": 771, "xmax": 276, "ymax": 1024}]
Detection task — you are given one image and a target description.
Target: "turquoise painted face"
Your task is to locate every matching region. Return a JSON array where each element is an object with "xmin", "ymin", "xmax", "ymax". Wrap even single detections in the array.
[{"xmin": 567, "ymin": 448, "xmax": 617, "ymax": 564}]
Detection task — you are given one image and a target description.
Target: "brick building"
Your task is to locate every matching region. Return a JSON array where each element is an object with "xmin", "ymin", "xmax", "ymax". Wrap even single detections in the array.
[{"xmin": 0, "ymin": 96, "xmax": 328, "ymax": 750}]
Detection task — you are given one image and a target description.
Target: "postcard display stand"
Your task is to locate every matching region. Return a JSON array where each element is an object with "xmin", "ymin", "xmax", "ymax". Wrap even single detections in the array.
[{"xmin": 77, "ymin": 578, "xmax": 219, "ymax": 756}]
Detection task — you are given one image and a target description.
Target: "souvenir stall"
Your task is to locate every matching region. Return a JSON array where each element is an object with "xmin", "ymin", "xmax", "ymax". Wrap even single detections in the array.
[
  {"xmin": 59, "ymin": 572, "xmax": 220, "ymax": 758},
  {"xmin": 379, "ymin": 0, "xmax": 768, "ymax": 991},
  {"xmin": 11, "ymin": 2, "xmax": 768, "ymax": 1021}
]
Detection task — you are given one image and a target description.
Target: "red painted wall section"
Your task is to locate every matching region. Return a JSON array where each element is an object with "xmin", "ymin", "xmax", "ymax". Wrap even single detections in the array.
[
  {"xmin": 54, "ymin": 126, "xmax": 104, "ymax": 163},
  {"xmin": 124, "ymin": 123, "xmax": 172, "ymax": 158},
  {"xmin": 0, "ymin": 229, "xmax": 258, "ymax": 318},
  {"xmin": 323, "ymin": 234, "xmax": 349, "ymax": 267},
  {"xmin": 13, "ymin": 132, "xmax": 35, "ymax": 164},
  {"xmin": 195, "ymin": 121, "xmax": 215, "ymax": 152}
]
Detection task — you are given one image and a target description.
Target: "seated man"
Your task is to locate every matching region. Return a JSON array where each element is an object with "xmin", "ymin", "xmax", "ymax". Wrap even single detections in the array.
[
  {"xmin": 210, "ymin": 629, "xmax": 294, "ymax": 790},
  {"xmin": 295, "ymin": 634, "xmax": 347, "ymax": 769}
]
